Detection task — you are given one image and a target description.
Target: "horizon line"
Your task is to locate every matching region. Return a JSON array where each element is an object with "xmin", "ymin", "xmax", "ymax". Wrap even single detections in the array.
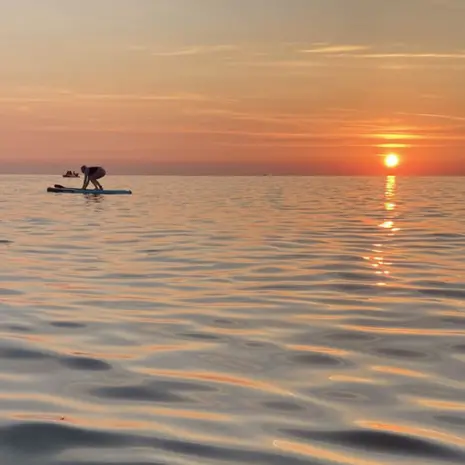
[{"xmin": 1, "ymin": 173, "xmax": 465, "ymax": 177}]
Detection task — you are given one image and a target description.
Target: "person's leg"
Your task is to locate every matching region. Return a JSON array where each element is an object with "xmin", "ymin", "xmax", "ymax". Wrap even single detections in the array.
[
  {"xmin": 90, "ymin": 178, "xmax": 103, "ymax": 190},
  {"xmin": 92, "ymin": 168, "xmax": 105, "ymax": 189}
]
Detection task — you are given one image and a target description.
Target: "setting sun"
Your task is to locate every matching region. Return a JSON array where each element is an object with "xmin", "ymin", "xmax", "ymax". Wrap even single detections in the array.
[{"xmin": 384, "ymin": 153, "xmax": 400, "ymax": 168}]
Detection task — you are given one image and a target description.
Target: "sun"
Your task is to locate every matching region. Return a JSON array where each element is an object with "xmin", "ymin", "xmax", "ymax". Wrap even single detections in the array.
[{"xmin": 384, "ymin": 153, "xmax": 400, "ymax": 168}]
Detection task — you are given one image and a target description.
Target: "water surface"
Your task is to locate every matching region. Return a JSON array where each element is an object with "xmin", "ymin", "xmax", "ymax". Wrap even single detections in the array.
[{"xmin": 0, "ymin": 175, "xmax": 464, "ymax": 464}]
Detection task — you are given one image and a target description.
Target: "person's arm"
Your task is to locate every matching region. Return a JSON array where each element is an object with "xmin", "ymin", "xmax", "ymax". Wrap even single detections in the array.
[{"xmin": 81, "ymin": 171, "xmax": 89, "ymax": 189}]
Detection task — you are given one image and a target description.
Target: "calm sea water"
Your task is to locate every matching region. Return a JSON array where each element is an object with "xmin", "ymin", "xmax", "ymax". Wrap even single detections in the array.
[{"xmin": 0, "ymin": 175, "xmax": 464, "ymax": 464}]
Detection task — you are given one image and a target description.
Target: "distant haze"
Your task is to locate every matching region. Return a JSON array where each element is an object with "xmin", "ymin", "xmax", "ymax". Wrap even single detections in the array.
[{"xmin": 0, "ymin": 0, "xmax": 464, "ymax": 175}]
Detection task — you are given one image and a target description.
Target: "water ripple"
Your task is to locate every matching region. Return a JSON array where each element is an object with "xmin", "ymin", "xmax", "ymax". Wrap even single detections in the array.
[{"xmin": 0, "ymin": 175, "xmax": 464, "ymax": 464}]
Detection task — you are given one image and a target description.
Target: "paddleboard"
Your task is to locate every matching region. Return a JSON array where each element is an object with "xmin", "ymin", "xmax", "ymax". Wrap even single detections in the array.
[{"xmin": 47, "ymin": 186, "xmax": 132, "ymax": 195}]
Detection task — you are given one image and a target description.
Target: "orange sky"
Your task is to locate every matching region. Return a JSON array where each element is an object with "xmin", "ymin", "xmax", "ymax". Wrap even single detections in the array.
[{"xmin": 0, "ymin": 0, "xmax": 464, "ymax": 174}]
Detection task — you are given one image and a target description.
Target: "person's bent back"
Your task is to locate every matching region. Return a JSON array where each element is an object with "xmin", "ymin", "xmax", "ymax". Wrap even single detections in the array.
[{"xmin": 81, "ymin": 165, "xmax": 106, "ymax": 190}]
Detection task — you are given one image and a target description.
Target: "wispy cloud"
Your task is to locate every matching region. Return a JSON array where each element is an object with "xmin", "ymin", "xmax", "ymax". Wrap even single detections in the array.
[
  {"xmin": 349, "ymin": 53, "xmax": 465, "ymax": 59},
  {"xmin": 0, "ymin": 91, "xmax": 228, "ymax": 105},
  {"xmin": 69, "ymin": 92, "xmax": 216, "ymax": 102},
  {"xmin": 131, "ymin": 42, "xmax": 465, "ymax": 70},
  {"xmin": 397, "ymin": 112, "xmax": 465, "ymax": 123},
  {"xmin": 182, "ymin": 107, "xmax": 356, "ymax": 131},
  {"xmin": 301, "ymin": 44, "xmax": 371, "ymax": 54},
  {"xmin": 300, "ymin": 45, "xmax": 465, "ymax": 60},
  {"xmin": 33, "ymin": 125, "xmax": 159, "ymax": 134},
  {"xmin": 151, "ymin": 45, "xmax": 239, "ymax": 57},
  {"xmin": 229, "ymin": 60, "xmax": 323, "ymax": 69},
  {"xmin": 229, "ymin": 47, "xmax": 465, "ymax": 73}
]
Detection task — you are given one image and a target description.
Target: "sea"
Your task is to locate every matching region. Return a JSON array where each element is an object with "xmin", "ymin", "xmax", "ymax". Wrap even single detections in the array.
[{"xmin": 0, "ymin": 174, "xmax": 464, "ymax": 465}]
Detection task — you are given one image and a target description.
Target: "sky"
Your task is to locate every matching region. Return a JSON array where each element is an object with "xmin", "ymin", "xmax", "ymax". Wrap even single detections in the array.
[{"xmin": 0, "ymin": 0, "xmax": 464, "ymax": 174}]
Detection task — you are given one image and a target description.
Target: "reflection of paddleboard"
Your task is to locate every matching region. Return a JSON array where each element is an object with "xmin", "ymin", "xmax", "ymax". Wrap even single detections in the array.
[{"xmin": 47, "ymin": 185, "xmax": 132, "ymax": 195}]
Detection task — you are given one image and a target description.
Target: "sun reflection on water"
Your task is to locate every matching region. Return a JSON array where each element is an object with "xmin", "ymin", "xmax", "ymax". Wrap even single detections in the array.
[{"xmin": 364, "ymin": 176, "xmax": 400, "ymax": 286}]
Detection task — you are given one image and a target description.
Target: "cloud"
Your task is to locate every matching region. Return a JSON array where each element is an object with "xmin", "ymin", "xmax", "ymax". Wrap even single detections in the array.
[
  {"xmin": 295, "ymin": 43, "xmax": 465, "ymax": 61},
  {"xmin": 70, "ymin": 92, "xmax": 214, "ymax": 102},
  {"xmin": 182, "ymin": 107, "xmax": 356, "ymax": 131},
  {"xmin": 229, "ymin": 48, "xmax": 465, "ymax": 73},
  {"xmin": 397, "ymin": 112, "xmax": 465, "ymax": 123},
  {"xmin": 300, "ymin": 46, "xmax": 465, "ymax": 60},
  {"xmin": 0, "ymin": 91, "xmax": 227, "ymax": 105},
  {"xmin": 301, "ymin": 45, "xmax": 371, "ymax": 54},
  {"xmin": 129, "ymin": 42, "xmax": 465, "ymax": 74},
  {"xmin": 32, "ymin": 125, "xmax": 157, "ymax": 134},
  {"xmin": 229, "ymin": 60, "xmax": 324, "ymax": 69},
  {"xmin": 351, "ymin": 53, "xmax": 465, "ymax": 59},
  {"xmin": 151, "ymin": 45, "xmax": 239, "ymax": 57}
]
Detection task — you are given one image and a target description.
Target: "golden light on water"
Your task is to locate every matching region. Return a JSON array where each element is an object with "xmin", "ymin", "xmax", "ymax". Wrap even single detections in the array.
[{"xmin": 364, "ymin": 175, "xmax": 399, "ymax": 287}]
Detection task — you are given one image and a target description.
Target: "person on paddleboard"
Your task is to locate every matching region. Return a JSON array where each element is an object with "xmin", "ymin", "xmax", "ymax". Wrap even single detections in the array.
[{"xmin": 81, "ymin": 165, "xmax": 106, "ymax": 190}]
